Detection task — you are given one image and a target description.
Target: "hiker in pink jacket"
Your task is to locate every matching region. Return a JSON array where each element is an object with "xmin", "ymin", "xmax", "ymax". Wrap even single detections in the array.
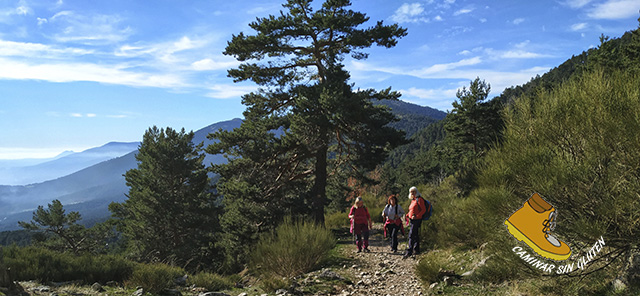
[{"xmin": 349, "ymin": 196, "xmax": 372, "ymax": 253}]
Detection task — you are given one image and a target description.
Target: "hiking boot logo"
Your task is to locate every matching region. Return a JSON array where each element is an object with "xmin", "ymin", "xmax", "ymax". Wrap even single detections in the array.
[{"xmin": 505, "ymin": 193, "xmax": 571, "ymax": 261}]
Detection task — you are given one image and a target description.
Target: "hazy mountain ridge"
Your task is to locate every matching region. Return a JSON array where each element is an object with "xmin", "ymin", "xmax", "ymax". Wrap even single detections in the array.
[
  {"xmin": 0, "ymin": 142, "xmax": 139, "ymax": 186},
  {"xmin": 0, "ymin": 101, "xmax": 440, "ymax": 231},
  {"xmin": 0, "ymin": 119, "xmax": 244, "ymax": 231}
]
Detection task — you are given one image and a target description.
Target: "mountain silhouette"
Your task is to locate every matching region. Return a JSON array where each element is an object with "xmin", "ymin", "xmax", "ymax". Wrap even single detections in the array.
[{"xmin": 0, "ymin": 142, "xmax": 139, "ymax": 186}]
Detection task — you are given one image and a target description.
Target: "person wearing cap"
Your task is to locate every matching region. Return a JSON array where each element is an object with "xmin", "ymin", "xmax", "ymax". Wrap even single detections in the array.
[
  {"xmin": 348, "ymin": 196, "xmax": 372, "ymax": 253},
  {"xmin": 404, "ymin": 186, "xmax": 426, "ymax": 259}
]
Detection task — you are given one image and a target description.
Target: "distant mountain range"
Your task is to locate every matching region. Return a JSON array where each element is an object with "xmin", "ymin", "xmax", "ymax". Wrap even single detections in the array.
[
  {"xmin": 0, "ymin": 101, "xmax": 444, "ymax": 232},
  {"xmin": 0, "ymin": 119, "xmax": 244, "ymax": 231},
  {"xmin": 0, "ymin": 142, "xmax": 140, "ymax": 185}
]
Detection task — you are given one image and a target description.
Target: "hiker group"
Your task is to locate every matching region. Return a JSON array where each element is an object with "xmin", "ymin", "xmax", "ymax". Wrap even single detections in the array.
[{"xmin": 348, "ymin": 186, "xmax": 432, "ymax": 259}]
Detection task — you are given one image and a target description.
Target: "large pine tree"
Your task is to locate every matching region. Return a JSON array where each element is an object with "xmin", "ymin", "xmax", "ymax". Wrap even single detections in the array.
[
  {"xmin": 208, "ymin": 0, "xmax": 407, "ymax": 268},
  {"xmin": 110, "ymin": 127, "xmax": 219, "ymax": 270}
]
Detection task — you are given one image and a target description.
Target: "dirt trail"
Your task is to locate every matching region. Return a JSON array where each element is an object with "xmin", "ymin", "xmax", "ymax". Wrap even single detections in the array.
[{"xmin": 337, "ymin": 223, "xmax": 425, "ymax": 296}]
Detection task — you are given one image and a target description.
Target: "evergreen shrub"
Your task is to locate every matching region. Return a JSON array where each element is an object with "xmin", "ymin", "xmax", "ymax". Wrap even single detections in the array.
[
  {"xmin": 470, "ymin": 69, "xmax": 640, "ymax": 285},
  {"xmin": 187, "ymin": 272, "xmax": 236, "ymax": 292},
  {"xmin": 3, "ymin": 245, "xmax": 134, "ymax": 283},
  {"xmin": 324, "ymin": 211, "xmax": 349, "ymax": 230},
  {"xmin": 251, "ymin": 218, "xmax": 336, "ymax": 278},
  {"xmin": 126, "ymin": 263, "xmax": 184, "ymax": 294}
]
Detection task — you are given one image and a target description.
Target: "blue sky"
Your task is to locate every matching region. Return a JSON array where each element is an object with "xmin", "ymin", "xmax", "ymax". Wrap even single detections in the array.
[{"xmin": 0, "ymin": 0, "xmax": 639, "ymax": 159}]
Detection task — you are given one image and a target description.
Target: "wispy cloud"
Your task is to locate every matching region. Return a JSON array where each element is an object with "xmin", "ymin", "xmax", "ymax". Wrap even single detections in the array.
[
  {"xmin": 398, "ymin": 87, "xmax": 459, "ymax": 110},
  {"xmin": 562, "ymin": 0, "xmax": 594, "ymax": 9},
  {"xmin": 571, "ymin": 22, "xmax": 588, "ymax": 31},
  {"xmin": 391, "ymin": 3, "xmax": 428, "ymax": 23},
  {"xmin": 453, "ymin": 8, "xmax": 473, "ymax": 16},
  {"xmin": 15, "ymin": 0, "xmax": 31, "ymax": 16},
  {"xmin": 0, "ymin": 40, "xmax": 93, "ymax": 58},
  {"xmin": 512, "ymin": 18, "xmax": 525, "ymax": 25},
  {"xmin": 116, "ymin": 35, "xmax": 223, "ymax": 67},
  {"xmin": 0, "ymin": 57, "xmax": 187, "ymax": 88},
  {"xmin": 46, "ymin": 11, "xmax": 133, "ymax": 45},
  {"xmin": 351, "ymin": 57, "xmax": 482, "ymax": 79},
  {"xmin": 351, "ymin": 57, "xmax": 551, "ymax": 107},
  {"xmin": 191, "ymin": 58, "xmax": 239, "ymax": 71},
  {"xmin": 205, "ymin": 84, "xmax": 258, "ymax": 99},
  {"xmin": 587, "ymin": 0, "xmax": 640, "ymax": 19},
  {"xmin": 0, "ymin": 0, "xmax": 32, "ymax": 23},
  {"xmin": 484, "ymin": 43, "xmax": 554, "ymax": 59},
  {"xmin": 69, "ymin": 113, "xmax": 97, "ymax": 118}
]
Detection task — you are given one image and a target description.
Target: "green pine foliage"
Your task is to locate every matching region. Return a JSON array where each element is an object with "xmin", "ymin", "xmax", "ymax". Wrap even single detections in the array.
[
  {"xmin": 209, "ymin": 0, "xmax": 407, "ymax": 269},
  {"xmin": 251, "ymin": 218, "xmax": 336, "ymax": 278},
  {"xmin": 18, "ymin": 200, "xmax": 117, "ymax": 255},
  {"xmin": 109, "ymin": 126, "xmax": 220, "ymax": 271}
]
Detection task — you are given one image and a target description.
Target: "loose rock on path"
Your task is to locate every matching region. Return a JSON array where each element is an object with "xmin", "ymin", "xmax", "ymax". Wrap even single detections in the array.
[{"xmin": 336, "ymin": 223, "xmax": 424, "ymax": 296}]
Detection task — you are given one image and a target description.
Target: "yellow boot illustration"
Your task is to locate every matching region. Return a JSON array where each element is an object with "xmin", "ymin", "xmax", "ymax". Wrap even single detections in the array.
[{"xmin": 505, "ymin": 193, "xmax": 571, "ymax": 261}]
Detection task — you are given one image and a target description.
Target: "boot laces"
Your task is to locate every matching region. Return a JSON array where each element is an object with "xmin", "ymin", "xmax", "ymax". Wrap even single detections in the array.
[{"xmin": 542, "ymin": 211, "xmax": 557, "ymax": 238}]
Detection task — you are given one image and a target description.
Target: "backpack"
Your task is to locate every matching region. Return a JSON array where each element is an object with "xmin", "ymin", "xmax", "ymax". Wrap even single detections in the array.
[{"xmin": 419, "ymin": 197, "xmax": 433, "ymax": 221}]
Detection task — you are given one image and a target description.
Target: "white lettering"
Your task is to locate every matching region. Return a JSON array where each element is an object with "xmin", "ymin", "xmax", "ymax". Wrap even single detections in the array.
[{"xmin": 546, "ymin": 264, "xmax": 556, "ymax": 273}]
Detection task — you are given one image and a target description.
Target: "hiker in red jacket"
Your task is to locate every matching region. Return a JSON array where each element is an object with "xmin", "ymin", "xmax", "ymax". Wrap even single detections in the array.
[
  {"xmin": 349, "ymin": 196, "xmax": 372, "ymax": 253},
  {"xmin": 404, "ymin": 186, "xmax": 426, "ymax": 259}
]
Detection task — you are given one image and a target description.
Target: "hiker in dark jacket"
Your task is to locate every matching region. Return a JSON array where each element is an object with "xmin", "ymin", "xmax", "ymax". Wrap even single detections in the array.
[
  {"xmin": 382, "ymin": 194, "xmax": 405, "ymax": 253},
  {"xmin": 404, "ymin": 186, "xmax": 426, "ymax": 259},
  {"xmin": 349, "ymin": 196, "xmax": 372, "ymax": 253}
]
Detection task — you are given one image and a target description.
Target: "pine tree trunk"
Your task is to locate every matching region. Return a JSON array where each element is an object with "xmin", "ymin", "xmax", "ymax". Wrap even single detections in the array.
[{"xmin": 312, "ymin": 145, "xmax": 328, "ymax": 224}]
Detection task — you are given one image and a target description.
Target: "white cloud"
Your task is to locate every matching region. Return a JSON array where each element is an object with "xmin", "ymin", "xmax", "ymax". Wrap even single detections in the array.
[
  {"xmin": 205, "ymin": 84, "xmax": 257, "ymax": 99},
  {"xmin": 0, "ymin": 40, "xmax": 93, "ymax": 58},
  {"xmin": 587, "ymin": 0, "xmax": 640, "ymax": 19},
  {"xmin": 398, "ymin": 87, "xmax": 459, "ymax": 111},
  {"xmin": 116, "ymin": 35, "xmax": 220, "ymax": 67},
  {"xmin": 191, "ymin": 58, "xmax": 238, "ymax": 71},
  {"xmin": 515, "ymin": 40, "xmax": 530, "ymax": 48},
  {"xmin": 16, "ymin": 0, "xmax": 31, "ymax": 15},
  {"xmin": 69, "ymin": 113, "xmax": 97, "ymax": 118},
  {"xmin": 571, "ymin": 22, "xmax": 588, "ymax": 31},
  {"xmin": 512, "ymin": 18, "xmax": 525, "ymax": 25},
  {"xmin": 351, "ymin": 59, "xmax": 551, "ymax": 104},
  {"xmin": 48, "ymin": 11, "xmax": 133, "ymax": 44},
  {"xmin": 483, "ymin": 46, "xmax": 553, "ymax": 59},
  {"xmin": 453, "ymin": 8, "xmax": 473, "ymax": 16},
  {"xmin": 501, "ymin": 50, "xmax": 548, "ymax": 59},
  {"xmin": 562, "ymin": 0, "xmax": 593, "ymax": 9},
  {"xmin": 400, "ymin": 87, "xmax": 458, "ymax": 100},
  {"xmin": 391, "ymin": 3, "xmax": 427, "ymax": 23},
  {"xmin": 0, "ymin": 57, "xmax": 188, "ymax": 88},
  {"xmin": 409, "ymin": 57, "xmax": 482, "ymax": 76},
  {"xmin": 107, "ymin": 114, "xmax": 130, "ymax": 119},
  {"xmin": 351, "ymin": 57, "xmax": 482, "ymax": 78}
]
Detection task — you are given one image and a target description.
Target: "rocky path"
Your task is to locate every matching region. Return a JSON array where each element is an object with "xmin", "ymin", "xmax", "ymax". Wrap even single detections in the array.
[{"xmin": 336, "ymin": 224, "xmax": 424, "ymax": 296}]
